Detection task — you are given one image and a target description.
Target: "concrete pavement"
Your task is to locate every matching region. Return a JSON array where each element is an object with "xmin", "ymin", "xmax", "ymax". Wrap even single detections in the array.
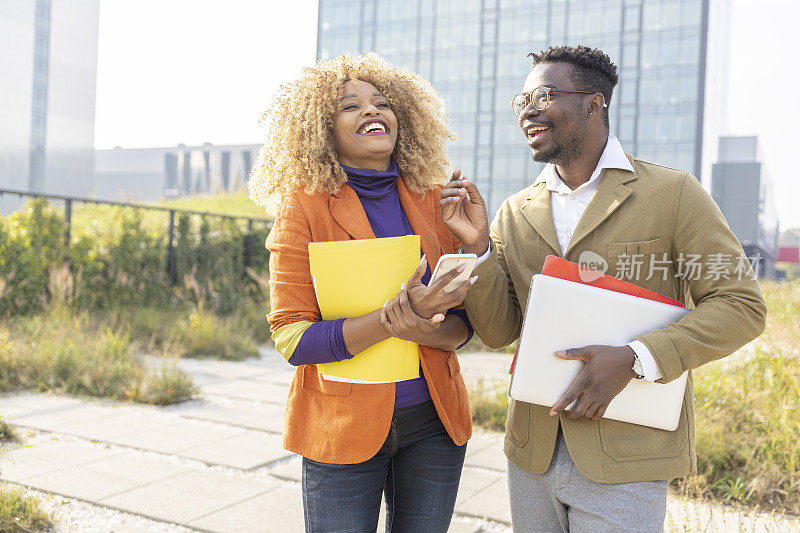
[{"xmin": 1, "ymin": 349, "xmax": 798, "ymax": 532}]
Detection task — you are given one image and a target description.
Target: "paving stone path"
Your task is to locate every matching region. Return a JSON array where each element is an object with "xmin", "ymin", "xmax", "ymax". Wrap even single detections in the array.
[
  {"xmin": 1, "ymin": 349, "xmax": 797, "ymax": 532},
  {"xmin": 0, "ymin": 350, "xmax": 510, "ymax": 532}
]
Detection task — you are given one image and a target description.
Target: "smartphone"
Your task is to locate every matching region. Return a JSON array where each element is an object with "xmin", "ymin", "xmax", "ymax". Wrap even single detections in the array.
[{"xmin": 428, "ymin": 253, "xmax": 478, "ymax": 293}]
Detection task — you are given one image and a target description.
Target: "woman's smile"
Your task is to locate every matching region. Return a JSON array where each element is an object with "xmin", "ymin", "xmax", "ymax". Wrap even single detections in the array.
[{"xmin": 356, "ymin": 118, "xmax": 390, "ymax": 135}]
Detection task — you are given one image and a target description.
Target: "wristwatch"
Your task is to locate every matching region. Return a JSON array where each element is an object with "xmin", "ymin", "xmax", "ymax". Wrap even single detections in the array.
[{"xmin": 632, "ymin": 353, "xmax": 645, "ymax": 380}]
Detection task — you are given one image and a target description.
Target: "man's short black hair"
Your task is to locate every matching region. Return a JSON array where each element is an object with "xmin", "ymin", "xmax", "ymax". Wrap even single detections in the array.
[{"xmin": 528, "ymin": 45, "xmax": 618, "ymax": 129}]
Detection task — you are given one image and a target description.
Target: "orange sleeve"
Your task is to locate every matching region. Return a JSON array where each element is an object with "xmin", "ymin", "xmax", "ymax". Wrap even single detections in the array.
[{"xmin": 266, "ymin": 193, "xmax": 321, "ymax": 332}]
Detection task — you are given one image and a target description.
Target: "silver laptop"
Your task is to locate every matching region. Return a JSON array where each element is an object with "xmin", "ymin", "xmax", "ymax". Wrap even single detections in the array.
[{"xmin": 508, "ymin": 274, "xmax": 689, "ymax": 431}]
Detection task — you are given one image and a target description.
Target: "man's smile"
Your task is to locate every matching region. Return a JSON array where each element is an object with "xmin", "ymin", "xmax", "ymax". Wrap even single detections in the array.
[{"xmin": 525, "ymin": 124, "xmax": 551, "ymax": 146}]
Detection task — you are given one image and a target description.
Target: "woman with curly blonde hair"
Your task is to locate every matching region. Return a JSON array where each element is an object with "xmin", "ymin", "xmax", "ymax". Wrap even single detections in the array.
[{"xmin": 249, "ymin": 53, "xmax": 476, "ymax": 532}]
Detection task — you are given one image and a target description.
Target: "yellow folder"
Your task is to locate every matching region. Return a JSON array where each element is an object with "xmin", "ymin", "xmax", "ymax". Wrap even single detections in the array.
[{"xmin": 308, "ymin": 235, "xmax": 421, "ymax": 383}]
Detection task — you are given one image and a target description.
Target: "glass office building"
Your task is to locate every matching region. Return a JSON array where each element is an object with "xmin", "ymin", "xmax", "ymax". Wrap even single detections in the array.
[
  {"xmin": 317, "ymin": 0, "xmax": 730, "ymax": 214},
  {"xmin": 0, "ymin": 0, "xmax": 100, "ymax": 198},
  {"xmin": 711, "ymin": 136, "xmax": 779, "ymax": 278}
]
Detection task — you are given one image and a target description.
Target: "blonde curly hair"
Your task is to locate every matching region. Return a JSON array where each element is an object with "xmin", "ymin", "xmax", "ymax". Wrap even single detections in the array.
[{"xmin": 247, "ymin": 53, "xmax": 456, "ymax": 214}]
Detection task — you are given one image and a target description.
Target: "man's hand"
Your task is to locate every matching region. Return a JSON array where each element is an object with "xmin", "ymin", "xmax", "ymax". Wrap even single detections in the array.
[
  {"xmin": 440, "ymin": 169, "xmax": 490, "ymax": 256},
  {"xmin": 380, "ymin": 287, "xmax": 444, "ymax": 345},
  {"xmin": 549, "ymin": 345, "xmax": 638, "ymax": 421},
  {"xmin": 403, "ymin": 255, "xmax": 477, "ymax": 319}
]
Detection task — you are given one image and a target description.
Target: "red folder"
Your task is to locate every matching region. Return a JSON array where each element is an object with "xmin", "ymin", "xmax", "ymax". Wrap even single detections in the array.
[{"xmin": 508, "ymin": 255, "xmax": 684, "ymax": 374}]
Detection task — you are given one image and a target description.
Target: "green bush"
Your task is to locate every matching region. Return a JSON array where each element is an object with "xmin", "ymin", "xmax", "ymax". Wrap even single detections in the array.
[
  {"xmin": 0, "ymin": 198, "xmax": 66, "ymax": 314},
  {"xmin": 0, "ymin": 197, "xmax": 270, "ymax": 317}
]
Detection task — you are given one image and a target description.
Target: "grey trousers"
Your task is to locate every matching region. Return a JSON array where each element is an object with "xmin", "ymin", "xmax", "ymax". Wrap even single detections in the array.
[{"xmin": 507, "ymin": 430, "xmax": 667, "ymax": 533}]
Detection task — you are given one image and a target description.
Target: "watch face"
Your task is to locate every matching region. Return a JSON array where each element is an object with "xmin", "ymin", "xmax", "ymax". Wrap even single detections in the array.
[{"xmin": 633, "ymin": 358, "xmax": 644, "ymax": 377}]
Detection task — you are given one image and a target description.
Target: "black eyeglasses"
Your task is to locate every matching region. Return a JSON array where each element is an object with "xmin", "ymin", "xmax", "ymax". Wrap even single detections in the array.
[{"xmin": 511, "ymin": 86, "xmax": 607, "ymax": 116}]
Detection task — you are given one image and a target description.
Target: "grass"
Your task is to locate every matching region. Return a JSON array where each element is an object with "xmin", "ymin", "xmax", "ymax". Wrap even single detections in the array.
[
  {"xmin": 755, "ymin": 280, "xmax": 800, "ymax": 355},
  {"xmin": 465, "ymin": 280, "xmax": 800, "ymax": 515},
  {"xmin": 467, "ymin": 379, "xmax": 509, "ymax": 432},
  {"xmin": 155, "ymin": 191, "xmax": 269, "ymax": 219},
  {"xmin": 70, "ymin": 191, "xmax": 270, "ymax": 237},
  {"xmin": 124, "ymin": 300, "xmax": 266, "ymax": 361},
  {"xmin": 176, "ymin": 305, "xmax": 259, "ymax": 360},
  {"xmin": 0, "ymin": 307, "xmax": 196, "ymax": 406},
  {"xmin": 0, "ymin": 418, "xmax": 18, "ymax": 442},
  {"xmin": 672, "ymin": 280, "xmax": 800, "ymax": 514},
  {"xmin": 0, "ymin": 485, "xmax": 53, "ymax": 532},
  {"xmin": 675, "ymin": 346, "xmax": 800, "ymax": 513},
  {"xmin": 0, "ymin": 252, "xmax": 269, "ymax": 404}
]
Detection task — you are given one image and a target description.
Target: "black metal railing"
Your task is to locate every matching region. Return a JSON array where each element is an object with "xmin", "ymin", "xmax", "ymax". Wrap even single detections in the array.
[{"xmin": 0, "ymin": 187, "xmax": 273, "ymax": 284}]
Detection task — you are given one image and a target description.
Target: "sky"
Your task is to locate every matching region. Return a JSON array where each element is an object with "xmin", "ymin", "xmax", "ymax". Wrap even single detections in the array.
[
  {"xmin": 93, "ymin": 0, "xmax": 319, "ymax": 150},
  {"xmin": 93, "ymin": 0, "xmax": 800, "ymax": 228}
]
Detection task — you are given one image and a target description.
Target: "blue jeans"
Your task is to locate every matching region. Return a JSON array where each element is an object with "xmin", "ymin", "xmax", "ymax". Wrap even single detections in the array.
[{"xmin": 302, "ymin": 400, "xmax": 467, "ymax": 533}]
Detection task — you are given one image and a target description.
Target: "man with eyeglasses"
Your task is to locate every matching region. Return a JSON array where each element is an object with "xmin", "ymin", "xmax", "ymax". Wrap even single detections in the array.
[{"xmin": 441, "ymin": 45, "xmax": 766, "ymax": 531}]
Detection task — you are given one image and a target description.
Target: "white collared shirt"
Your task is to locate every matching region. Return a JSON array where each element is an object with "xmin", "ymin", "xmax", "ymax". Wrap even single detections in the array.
[
  {"xmin": 476, "ymin": 134, "xmax": 662, "ymax": 381},
  {"xmin": 533, "ymin": 134, "xmax": 634, "ymax": 255}
]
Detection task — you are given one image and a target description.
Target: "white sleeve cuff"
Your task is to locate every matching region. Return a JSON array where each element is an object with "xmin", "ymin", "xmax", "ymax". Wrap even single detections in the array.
[
  {"xmin": 461, "ymin": 244, "xmax": 492, "ymax": 266},
  {"xmin": 627, "ymin": 340, "xmax": 663, "ymax": 382}
]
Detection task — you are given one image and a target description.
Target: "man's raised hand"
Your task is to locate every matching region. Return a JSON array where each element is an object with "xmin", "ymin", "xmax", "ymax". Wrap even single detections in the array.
[{"xmin": 440, "ymin": 169, "xmax": 490, "ymax": 256}]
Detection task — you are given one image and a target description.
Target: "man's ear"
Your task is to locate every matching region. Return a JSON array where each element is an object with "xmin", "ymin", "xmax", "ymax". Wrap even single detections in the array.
[{"xmin": 588, "ymin": 94, "xmax": 605, "ymax": 115}]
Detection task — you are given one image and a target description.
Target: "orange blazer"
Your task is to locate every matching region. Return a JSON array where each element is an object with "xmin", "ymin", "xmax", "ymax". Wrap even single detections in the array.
[{"xmin": 266, "ymin": 176, "xmax": 473, "ymax": 464}]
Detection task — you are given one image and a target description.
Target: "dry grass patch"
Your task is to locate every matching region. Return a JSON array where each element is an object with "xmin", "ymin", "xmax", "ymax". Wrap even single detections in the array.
[
  {"xmin": 467, "ymin": 379, "xmax": 509, "ymax": 432},
  {"xmin": 124, "ymin": 302, "xmax": 265, "ymax": 361},
  {"xmin": 0, "ymin": 418, "xmax": 18, "ymax": 443},
  {"xmin": 0, "ymin": 484, "xmax": 53, "ymax": 532},
  {"xmin": 0, "ymin": 308, "xmax": 196, "ymax": 406},
  {"xmin": 672, "ymin": 281, "xmax": 800, "ymax": 514}
]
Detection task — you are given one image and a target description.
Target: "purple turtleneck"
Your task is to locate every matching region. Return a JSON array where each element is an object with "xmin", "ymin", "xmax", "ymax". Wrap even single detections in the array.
[{"xmin": 288, "ymin": 158, "xmax": 472, "ymax": 409}]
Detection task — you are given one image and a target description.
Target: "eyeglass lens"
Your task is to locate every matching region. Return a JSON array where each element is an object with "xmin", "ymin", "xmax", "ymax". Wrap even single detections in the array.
[{"xmin": 512, "ymin": 88, "xmax": 549, "ymax": 116}]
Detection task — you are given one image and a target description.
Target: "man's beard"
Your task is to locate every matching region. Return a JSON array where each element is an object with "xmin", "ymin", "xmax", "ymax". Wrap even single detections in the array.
[
  {"xmin": 532, "ymin": 134, "xmax": 583, "ymax": 165},
  {"xmin": 532, "ymin": 108, "xmax": 586, "ymax": 165}
]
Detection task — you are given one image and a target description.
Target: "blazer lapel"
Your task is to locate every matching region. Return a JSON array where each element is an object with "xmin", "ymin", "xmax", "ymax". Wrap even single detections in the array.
[
  {"xmin": 564, "ymin": 164, "xmax": 637, "ymax": 256},
  {"xmin": 329, "ymin": 184, "xmax": 375, "ymax": 240},
  {"xmin": 520, "ymin": 182, "xmax": 562, "ymax": 257},
  {"xmin": 397, "ymin": 177, "xmax": 441, "ymax": 269}
]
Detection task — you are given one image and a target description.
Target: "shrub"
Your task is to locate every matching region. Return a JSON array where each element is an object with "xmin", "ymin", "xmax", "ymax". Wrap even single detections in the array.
[
  {"xmin": 0, "ymin": 417, "xmax": 17, "ymax": 442},
  {"xmin": 132, "ymin": 357, "xmax": 198, "ymax": 406},
  {"xmin": 0, "ymin": 197, "xmax": 270, "ymax": 318},
  {"xmin": 0, "ymin": 486, "xmax": 53, "ymax": 532}
]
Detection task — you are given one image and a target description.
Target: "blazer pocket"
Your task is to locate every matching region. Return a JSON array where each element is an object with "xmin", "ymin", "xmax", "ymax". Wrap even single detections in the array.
[
  {"xmin": 598, "ymin": 406, "xmax": 688, "ymax": 462},
  {"xmin": 506, "ymin": 399, "xmax": 531, "ymax": 448},
  {"xmin": 606, "ymin": 237, "xmax": 669, "ymax": 258},
  {"xmin": 301, "ymin": 365, "xmax": 353, "ymax": 397}
]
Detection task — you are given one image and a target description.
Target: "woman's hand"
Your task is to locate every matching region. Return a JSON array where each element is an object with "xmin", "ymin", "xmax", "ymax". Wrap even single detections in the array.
[
  {"xmin": 404, "ymin": 255, "xmax": 477, "ymax": 319},
  {"xmin": 380, "ymin": 287, "xmax": 445, "ymax": 345}
]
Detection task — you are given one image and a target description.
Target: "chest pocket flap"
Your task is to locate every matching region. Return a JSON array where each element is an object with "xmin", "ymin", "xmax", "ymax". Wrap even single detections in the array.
[{"xmin": 606, "ymin": 237, "xmax": 669, "ymax": 258}]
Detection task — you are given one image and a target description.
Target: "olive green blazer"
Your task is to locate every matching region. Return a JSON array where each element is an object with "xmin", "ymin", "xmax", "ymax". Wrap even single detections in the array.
[{"xmin": 464, "ymin": 154, "xmax": 767, "ymax": 484}]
